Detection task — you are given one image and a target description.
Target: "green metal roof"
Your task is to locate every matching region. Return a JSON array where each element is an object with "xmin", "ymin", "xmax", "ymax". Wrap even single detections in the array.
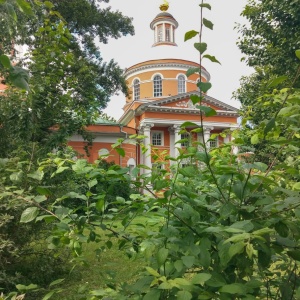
[{"xmin": 94, "ymin": 117, "xmax": 120, "ymax": 125}]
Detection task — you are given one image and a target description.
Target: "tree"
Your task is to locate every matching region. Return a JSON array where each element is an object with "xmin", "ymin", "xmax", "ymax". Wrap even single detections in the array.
[
  {"xmin": 0, "ymin": 0, "xmax": 134, "ymax": 158},
  {"xmin": 235, "ymin": 0, "xmax": 300, "ymax": 122}
]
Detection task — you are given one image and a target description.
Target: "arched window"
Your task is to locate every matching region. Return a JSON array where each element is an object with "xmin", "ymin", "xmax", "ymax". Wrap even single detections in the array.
[
  {"xmin": 178, "ymin": 75, "xmax": 186, "ymax": 94},
  {"xmin": 133, "ymin": 79, "xmax": 140, "ymax": 100},
  {"xmin": 153, "ymin": 75, "xmax": 162, "ymax": 97}
]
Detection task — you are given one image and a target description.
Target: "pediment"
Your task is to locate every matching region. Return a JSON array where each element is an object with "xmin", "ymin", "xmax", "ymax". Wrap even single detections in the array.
[
  {"xmin": 162, "ymin": 98, "xmax": 219, "ymax": 110},
  {"xmin": 140, "ymin": 91, "xmax": 238, "ymax": 113}
]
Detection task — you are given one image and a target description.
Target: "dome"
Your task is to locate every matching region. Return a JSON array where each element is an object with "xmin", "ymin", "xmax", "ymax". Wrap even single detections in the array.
[{"xmin": 150, "ymin": 12, "xmax": 179, "ymax": 29}]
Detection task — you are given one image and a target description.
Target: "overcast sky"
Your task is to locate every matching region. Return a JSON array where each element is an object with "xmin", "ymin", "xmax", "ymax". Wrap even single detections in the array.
[{"xmin": 100, "ymin": 0, "xmax": 253, "ymax": 120}]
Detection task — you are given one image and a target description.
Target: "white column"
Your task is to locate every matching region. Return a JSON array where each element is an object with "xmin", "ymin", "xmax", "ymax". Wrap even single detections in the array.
[
  {"xmin": 170, "ymin": 25, "xmax": 174, "ymax": 43},
  {"xmin": 231, "ymin": 136, "xmax": 238, "ymax": 155},
  {"xmin": 154, "ymin": 26, "xmax": 158, "ymax": 43},
  {"xmin": 224, "ymin": 135, "xmax": 230, "ymax": 144},
  {"xmin": 168, "ymin": 126, "xmax": 175, "ymax": 159},
  {"xmin": 141, "ymin": 123, "xmax": 154, "ymax": 172},
  {"xmin": 174, "ymin": 125, "xmax": 181, "ymax": 158},
  {"xmin": 203, "ymin": 127, "xmax": 214, "ymax": 149},
  {"xmin": 197, "ymin": 132, "xmax": 204, "ymax": 151},
  {"xmin": 162, "ymin": 23, "xmax": 165, "ymax": 41}
]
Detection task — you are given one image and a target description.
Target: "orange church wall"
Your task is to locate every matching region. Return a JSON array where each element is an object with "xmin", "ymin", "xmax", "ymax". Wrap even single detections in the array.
[
  {"xmin": 68, "ymin": 141, "xmax": 137, "ymax": 168},
  {"xmin": 126, "ymin": 72, "xmax": 206, "ymax": 101}
]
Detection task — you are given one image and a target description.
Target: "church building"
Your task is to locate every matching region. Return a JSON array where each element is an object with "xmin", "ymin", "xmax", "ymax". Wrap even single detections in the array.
[{"xmin": 68, "ymin": 3, "xmax": 239, "ymax": 170}]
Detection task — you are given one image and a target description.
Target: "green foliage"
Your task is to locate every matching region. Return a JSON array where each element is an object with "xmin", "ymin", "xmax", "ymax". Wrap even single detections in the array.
[
  {"xmin": 1, "ymin": 1, "xmax": 300, "ymax": 299},
  {"xmin": 0, "ymin": 0, "xmax": 134, "ymax": 159}
]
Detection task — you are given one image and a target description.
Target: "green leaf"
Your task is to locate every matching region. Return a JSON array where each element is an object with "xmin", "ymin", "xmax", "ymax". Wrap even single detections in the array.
[
  {"xmin": 174, "ymin": 260, "xmax": 184, "ymax": 272},
  {"xmin": 177, "ymin": 291, "xmax": 192, "ymax": 300},
  {"xmin": 88, "ymin": 178, "xmax": 97, "ymax": 189},
  {"xmin": 195, "ymin": 152, "xmax": 211, "ymax": 164},
  {"xmin": 145, "ymin": 266, "xmax": 160, "ymax": 277},
  {"xmin": 184, "ymin": 30, "xmax": 199, "ymax": 42},
  {"xmin": 159, "ymin": 281, "xmax": 173, "ymax": 290},
  {"xmin": 6, "ymin": 3, "xmax": 17, "ymax": 21},
  {"xmin": 264, "ymin": 118, "xmax": 276, "ymax": 135},
  {"xmin": 65, "ymin": 192, "xmax": 87, "ymax": 200},
  {"xmin": 20, "ymin": 207, "xmax": 39, "ymax": 223},
  {"xmin": 33, "ymin": 195, "xmax": 47, "ymax": 203},
  {"xmin": 232, "ymin": 182, "xmax": 244, "ymax": 200},
  {"xmin": 16, "ymin": 283, "xmax": 38, "ymax": 291},
  {"xmin": 293, "ymin": 182, "xmax": 300, "ymax": 190},
  {"xmin": 197, "ymin": 81, "xmax": 212, "ymax": 93},
  {"xmin": 143, "ymin": 289, "xmax": 161, "ymax": 300},
  {"xmin": 287, "ymin": 250, "xmax": 300, "ymax": 261},
  {"xmin": 252, "ymin": 228, "xmax": 274, "ymax": 236},
  {"xmin": 55, "ymin": 166, "xmax": 69, "ymax": 174},
  {"xmin": 115, "ymin": 147, "xmax": 125, "ymax": 157},
  {"xmin": 16, "ymin": 0, "xmax": 33, "ymax": 15},
  {"xmin": 96, "ymin": 199, "xmax": 105, "ymax": 212},
  {"xmin": 9, "ymin": 66, "xmax": 30, "ymax": 90},
  {"xmin": 191, "ymin": 273, "xmax": 212, "ymax": 285},
  {"xmin": 197, "ymin": 105, "xmax": 216, "ymax": 116},
  {"xmin": 186, "ymin": 67, "xmax": 200, "ymax": 77},
  {"xmin": 199, "ymin": 3, "xmax": 211, "ymax": 10},
  {"xmin": 36, "ymin": 186, "xmax": 51, "ymax": 196},
  {"xmin": 190, "ymin": 94, "xmax": 201, "ymax": 104},
  {"xmin": 0, "ymin": 0, "xmax": 7, "ymax": 4},
  {"xmin": 179, "ymin": 166, "xmax": 197, "ymax": 177},
  {"xmin": 267, "ymin": 76, "xmax": 288, "ymax": 88},
  {"xmin": 42, "ymin": 291, "xmax": 55, "ymax": 300},
  {"xmin": 173, "ymin": 278, "xmax": 192, "ymax": 287},
  {"xmin": 194, "ymin": 42, "xmax": 207, "ymax": 54},
  {"xmin": 49, "ymin": 278, "xmax": 65, "ymax": 287},
  {"xmin": 295, "ymin": 49, "xmax": 300, "ymax": 60},
  {"xmin": 0, "ymin": 54, "xmax": 11, "ymax": 68},
  {"xmin": 228, "ymin": 242, "xmax": 245, "ymax": 259},
  {"xmin": 27, "ymin": 170, "xmax": 44, "ymax": 181},
  {"xmin": 203, "ymin": 54, "xmax": 221, "ymax": 64},
  {"xmin": 251, "ymin": 134, "xmax": 259, "ymax": 145},
  {"xmin": 182, "ymin": 256, "xmax": 195, "ymax": 268},
  {"xmin": 181, "ymin": 121, "xmax": 198, "ymax": 128},
  {"xmin": 203, "ymin": 18, "xmax": 214, "ymax": 30},
  {"xmin": 225, "ymin": 233, "xmax": 250, "ymax": 243},
  {"xmin": 157, "ymin": 247, "xmax": 168, "ymax": 267},
  {"xmin": 219, "ymin": 283, "xmax": 248, "ymax": 295}
]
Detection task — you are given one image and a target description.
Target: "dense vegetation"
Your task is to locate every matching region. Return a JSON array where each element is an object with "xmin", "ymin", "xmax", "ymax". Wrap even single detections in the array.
[{"xmin": 1, "ymin": 0, "xmax": 300, "ymax": 299}]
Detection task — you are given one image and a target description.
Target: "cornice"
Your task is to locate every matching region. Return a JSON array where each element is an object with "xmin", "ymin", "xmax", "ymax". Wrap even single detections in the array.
[
  {"xmin": 125, "ymin": 62, "xmax": 211, "ymax": 81},
  {"xmin": 140, "ymin": 105, "xmax": 239, "ymax": 117}
]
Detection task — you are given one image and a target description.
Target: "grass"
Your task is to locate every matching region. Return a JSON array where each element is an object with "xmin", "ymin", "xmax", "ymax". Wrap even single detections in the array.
[{"xmin": 49, "ymin": 213, "xmax": 163, "ymax": 300}]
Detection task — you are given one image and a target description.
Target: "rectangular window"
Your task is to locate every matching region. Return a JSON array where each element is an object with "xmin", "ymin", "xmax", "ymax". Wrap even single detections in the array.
[
  {"xmin": 209, "ymin": 136, "xmax": 218, "ymax": 148},
  {"xmin": 152, "ymin": 132, "xmax": 163, "ymax": 146},
  {"xmin": 181, "ymin": 133, "xmax": 189, "ymax": 147}
]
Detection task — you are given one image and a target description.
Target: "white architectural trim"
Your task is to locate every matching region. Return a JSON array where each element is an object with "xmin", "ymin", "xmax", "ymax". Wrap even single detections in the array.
[
  {"xmin": 125, "ymin": 62, "xmax": 211, "ymax": 82},
  {"xmin": 151, "ymin": 72, "xmax": 164, "ymax": 80}
]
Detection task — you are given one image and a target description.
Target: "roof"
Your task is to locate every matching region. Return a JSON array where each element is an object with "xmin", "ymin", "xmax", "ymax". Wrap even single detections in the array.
[{"xmin": 94, "ymin": 117, "xmax": 119, "ymax": 125}]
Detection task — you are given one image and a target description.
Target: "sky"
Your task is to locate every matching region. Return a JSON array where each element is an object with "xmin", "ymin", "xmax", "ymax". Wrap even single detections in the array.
[{"xmin": 100, "ymin": 0, "xmax": 254, "ymax": 120}]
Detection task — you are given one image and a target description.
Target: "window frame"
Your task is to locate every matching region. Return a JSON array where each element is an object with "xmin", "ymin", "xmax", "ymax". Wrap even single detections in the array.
[
  {"xmin": 151, "ymin": 131, "xmax": 164, "ymax": 146},
  {"xmin": 153, "ymin": 74, "xmax": 163, "ymax": 97},
  {"xmin": 133, "ymin": 78, "xmax": 140, "ymax": 100},
  {"xmin": 209, "ymin": 136, "xmax": 219, "ymax": 148},
  {"xmin": 177, "ymin": 74, "xmax": 186, "ymax": 94},
  {"xmin": 181, "ymin": 133, "xmax": 189, "ymax": 147}
]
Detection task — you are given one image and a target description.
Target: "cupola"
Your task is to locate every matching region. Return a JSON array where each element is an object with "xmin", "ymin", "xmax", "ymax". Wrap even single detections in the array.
[{"xmin": 150, "ymin": 1, "xmax": 178, "ymax": 47}]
